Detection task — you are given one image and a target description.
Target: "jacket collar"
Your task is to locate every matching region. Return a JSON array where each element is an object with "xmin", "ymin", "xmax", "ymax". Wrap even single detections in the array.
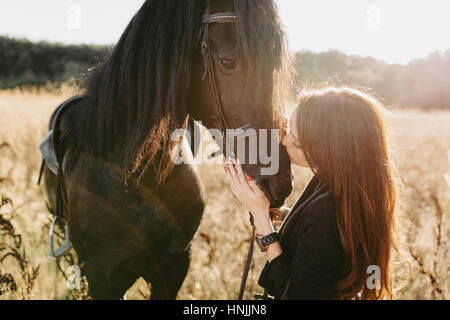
[{"xmin": 279, "ymin": 175, "xmax": 327, "ymax": 233}]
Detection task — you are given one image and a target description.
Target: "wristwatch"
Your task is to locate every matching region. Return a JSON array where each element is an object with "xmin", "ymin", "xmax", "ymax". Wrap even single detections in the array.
[{"xmin": 255, "ymin": 232, "xmax": 280, "ymax": 252}]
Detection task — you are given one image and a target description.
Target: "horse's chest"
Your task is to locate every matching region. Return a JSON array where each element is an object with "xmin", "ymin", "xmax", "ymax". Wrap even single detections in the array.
[
  {"xmin": 67, "ymin": 154, "xmax": 205, "ymax": 254},
  {"xmin": 158, "ymin": 163, "xmax": 206, "ymax": 229}
]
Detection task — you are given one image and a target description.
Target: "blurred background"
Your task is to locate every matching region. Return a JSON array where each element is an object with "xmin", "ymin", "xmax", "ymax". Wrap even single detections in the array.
[
  {"xmin": 1, "ymin": 0, "xmax": 450, "ymax": 109},
  {"xmin": 0, "ymin": 0, "xmax": 448, "ymax": 299}
]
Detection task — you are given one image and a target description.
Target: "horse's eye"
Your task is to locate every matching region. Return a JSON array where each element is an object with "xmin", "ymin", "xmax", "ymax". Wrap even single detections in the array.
[{"xmin": 220, "ymin": 58, "xmax": 236, "ymax": 70}]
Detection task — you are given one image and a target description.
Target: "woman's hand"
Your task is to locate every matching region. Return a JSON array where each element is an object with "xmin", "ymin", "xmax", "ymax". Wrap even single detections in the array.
[
  {"xmin": 225, "ymin": 158, "xmax": 274, "ymax": 235},
  {"xmin": 225, "ymin": 158, "xmax": 270, "ymax": 214},
  {"xmin": 225, "ymin": 158, "xmax": 283, "ymax": 260}
]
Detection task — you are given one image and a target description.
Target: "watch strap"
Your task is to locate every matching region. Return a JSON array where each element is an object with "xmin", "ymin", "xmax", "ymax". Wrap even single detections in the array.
[{"xmin": 256, "ymin": 232, "xmax": 280, "ymax": 252}]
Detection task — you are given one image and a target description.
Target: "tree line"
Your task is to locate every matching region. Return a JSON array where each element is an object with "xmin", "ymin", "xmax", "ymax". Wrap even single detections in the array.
[
  {"xmin": 1, "ymin": 36, "xmax": 449, "ymax": 110},
  {"xmin": 0, "ymin": 36, "xmax": 109, "ymax": 89},
  {"xmin": 294, "ymin": 50, "xmax": 450, "ymax": 110}
]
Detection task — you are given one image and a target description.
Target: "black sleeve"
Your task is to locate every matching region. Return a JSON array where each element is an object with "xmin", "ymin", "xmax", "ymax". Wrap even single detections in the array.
[{"xmin": 258, "ymin": 198, "xmax": 344, "ymax": 299}]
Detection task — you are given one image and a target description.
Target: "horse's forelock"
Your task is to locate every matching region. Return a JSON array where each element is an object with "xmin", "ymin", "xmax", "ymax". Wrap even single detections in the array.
[{"xmin": 234, "ymin": 0, "xmax": 291, "ymax": 128}]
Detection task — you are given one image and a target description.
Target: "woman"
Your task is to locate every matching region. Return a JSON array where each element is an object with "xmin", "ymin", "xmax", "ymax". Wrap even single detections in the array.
[{"xmin": 225, "ymin": 87, "xmax": 403, "ymax": 299}]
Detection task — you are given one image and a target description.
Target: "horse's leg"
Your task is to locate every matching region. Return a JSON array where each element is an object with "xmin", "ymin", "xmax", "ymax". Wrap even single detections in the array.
[
  {"xmin": 63, "ymin": 143, "xmax": 204, "ymax": 300},
  {"xmin": 83, "ymin": 261, "xmax": 137, "ymax": 300},
  {"xmin": 145, "ymin": 250, "xmax": 191, "ymax": 300}
]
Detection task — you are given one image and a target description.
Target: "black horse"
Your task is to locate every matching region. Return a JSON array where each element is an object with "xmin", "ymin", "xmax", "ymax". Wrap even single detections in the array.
[{"xmin": 40, "ymin": 0, "xmax": 293, "ymax": 299}]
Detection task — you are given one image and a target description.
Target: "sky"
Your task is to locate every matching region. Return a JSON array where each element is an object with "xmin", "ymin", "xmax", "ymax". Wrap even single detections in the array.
[{"xmin": 1, "ymin": 0, "xmax": 449, "ymax": 65}]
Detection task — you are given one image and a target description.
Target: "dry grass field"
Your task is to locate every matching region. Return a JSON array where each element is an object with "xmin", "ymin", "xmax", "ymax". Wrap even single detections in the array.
[{"xmin": 0, "ymin": 86, "xmax": 448, "ymax": 300}]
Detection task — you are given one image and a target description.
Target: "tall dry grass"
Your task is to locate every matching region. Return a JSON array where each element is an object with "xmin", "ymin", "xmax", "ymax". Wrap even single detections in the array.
[{"xmin": 0, "ymin": 88, "xmax": 448, "ymax": 299}]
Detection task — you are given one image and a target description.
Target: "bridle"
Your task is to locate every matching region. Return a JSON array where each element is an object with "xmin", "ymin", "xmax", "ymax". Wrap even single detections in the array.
[
  {"xmin": 198, "ymin": 7, "xmax": 237, "ymax": 133},
  {"xmin": 199, "ymin": 5, "xmax": 266, "ymax": 301},
  {"xmin": 198, "ymin": 6, "xmax": 267, "ymax": 146}
]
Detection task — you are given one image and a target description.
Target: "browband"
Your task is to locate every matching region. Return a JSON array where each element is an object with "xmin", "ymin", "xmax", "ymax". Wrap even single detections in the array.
[{"xmin": 202, "ymin": 12, "xmax": 237, "ymax": 24}]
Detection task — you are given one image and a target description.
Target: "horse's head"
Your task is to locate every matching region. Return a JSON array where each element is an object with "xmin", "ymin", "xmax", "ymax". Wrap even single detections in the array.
[
  {"xmin": 76, "ymin": 0, "xmax": 292, "ymax": 208},
  {"xmin": 188, "ymin": 0, "xmax": 293, "ymax": 208}
]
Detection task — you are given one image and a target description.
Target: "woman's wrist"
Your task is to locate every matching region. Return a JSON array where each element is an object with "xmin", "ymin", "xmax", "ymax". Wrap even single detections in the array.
[
  {"xmin": 257, "ymin": 220, "xmax": 275, "ymax": 236},
  {"xmin": 266, "ymin": 241, "xmax": 282, "ymax": 262},
  {"xmin": 251, "ymin": 208, "xmax": 283, "ymax": 262},
  {"xmin": 252, "ymin": 208, "xmax": 275, "ymax": 236}
]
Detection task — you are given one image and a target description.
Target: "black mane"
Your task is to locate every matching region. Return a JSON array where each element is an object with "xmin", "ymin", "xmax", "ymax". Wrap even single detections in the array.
[{"xmin": 72, "ymin": 0, "xmax": 288, "ymax": 187}]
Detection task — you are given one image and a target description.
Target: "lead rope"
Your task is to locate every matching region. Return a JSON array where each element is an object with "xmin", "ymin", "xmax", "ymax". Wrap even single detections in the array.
[{"xmin": 237, "ymin": 212, "xmax": 256, "ymax": 300}]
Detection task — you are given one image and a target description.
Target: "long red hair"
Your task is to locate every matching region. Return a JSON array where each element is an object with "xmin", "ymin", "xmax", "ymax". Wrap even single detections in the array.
[{"xmin": 293, "ymin": 87, "xmax": 405, "ymax": 299}]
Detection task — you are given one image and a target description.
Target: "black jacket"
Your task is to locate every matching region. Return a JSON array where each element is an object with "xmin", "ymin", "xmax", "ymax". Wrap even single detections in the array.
[{"xmin": 258, "ymin": 175, "xmax": 345, "ymax": 299}]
